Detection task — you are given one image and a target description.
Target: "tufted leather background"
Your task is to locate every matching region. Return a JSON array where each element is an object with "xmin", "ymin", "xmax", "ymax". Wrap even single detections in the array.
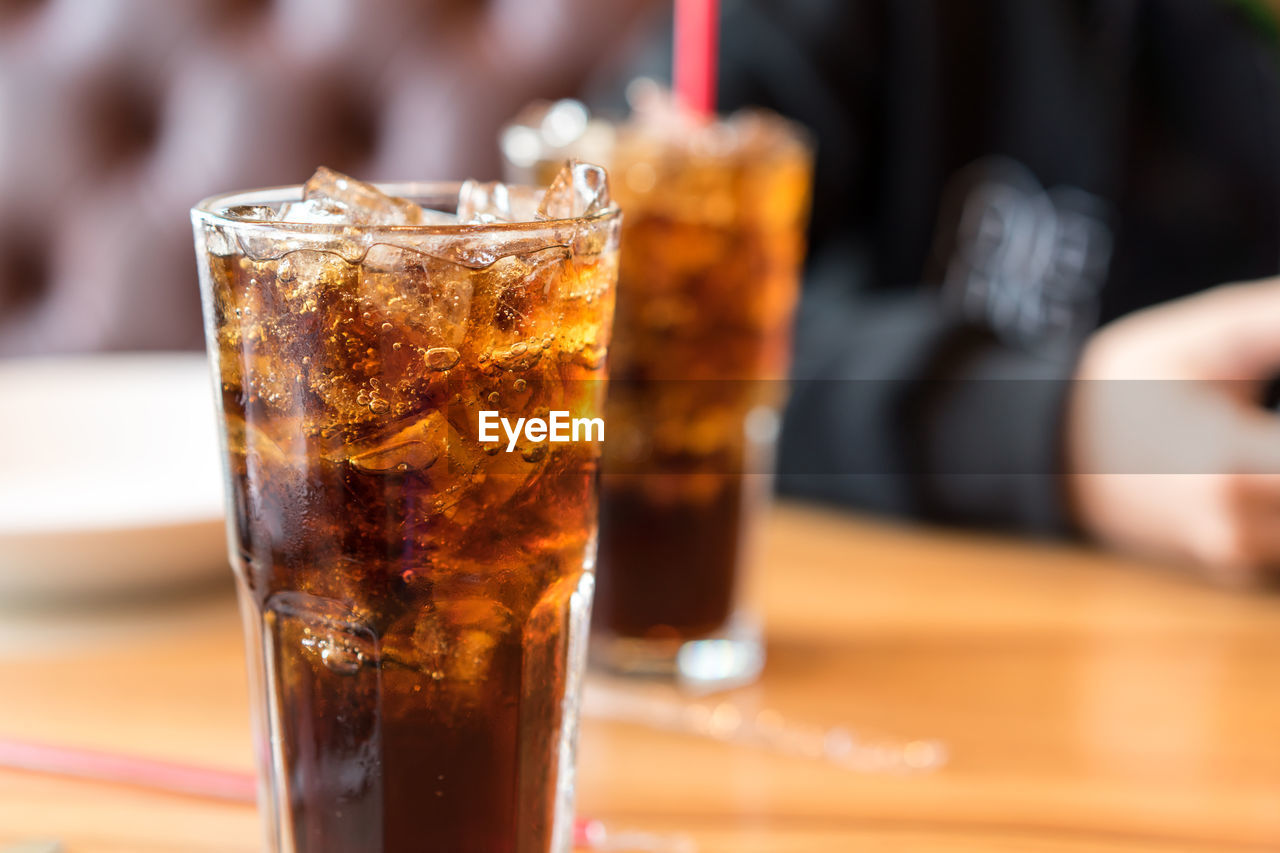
[{"xmin": 0, "ymin": 0, "xmax": 655, "ymax": 355}]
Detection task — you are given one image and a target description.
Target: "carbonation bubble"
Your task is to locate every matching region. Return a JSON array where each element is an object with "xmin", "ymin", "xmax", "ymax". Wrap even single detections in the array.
[
  {"xmin": 319, "ymin": 640, "xmax": 363, "ymax": 676},
  {"xmin": 426, "ymin": 347, "xmax": 461, "ymax": 371}
]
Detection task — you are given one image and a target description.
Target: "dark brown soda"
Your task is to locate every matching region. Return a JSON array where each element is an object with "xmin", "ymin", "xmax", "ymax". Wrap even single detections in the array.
[
  {"xmin": 592, "ymin": 113, "xmax": 811, "ymax": 644},
  {"xmin": 594, "ymin": 476, "xmax": 744, "ymax": 638},
  {"xmin": 201, "ymin": 196, "xmax": 617, "ymax": 853}
]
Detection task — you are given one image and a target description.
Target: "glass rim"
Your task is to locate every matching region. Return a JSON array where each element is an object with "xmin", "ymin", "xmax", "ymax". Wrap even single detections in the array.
[
  {"xmin": 502, "ymin": 107, "xmax": 816, "ymax": 169},
  {"xmin": 616, "ymin": 113, "xmax": 815, "ymax": 153},
  {"xmin": 191, "ymin": 180, "xmax": 621, "ymax": 235}
]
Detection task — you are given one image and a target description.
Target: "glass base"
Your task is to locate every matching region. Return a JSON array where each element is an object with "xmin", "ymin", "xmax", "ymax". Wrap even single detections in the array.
[{"xmin": 589, "ymin": 613, "xmax": 764, "ymax": 692}]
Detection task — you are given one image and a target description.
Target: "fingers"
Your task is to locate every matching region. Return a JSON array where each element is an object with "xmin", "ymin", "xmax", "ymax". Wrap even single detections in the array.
[
  {"xmin": 1092, "ymin": 277, "xmax": 1280, "ymax": 381},
  {"xmin": 1229, "ymin": 405, "xmax": 1280, "ymax": 474},
  {"xmin": 1069, "ymin": 387, "xmax": 1280, "ymax": 476},
  {"xmin": 1069, "ymin": 292, "xmax": 1280, "ymax": 586},
  {"xmin": 1186, "ymin": 411, "xmax": 1280, "ymax": 587},
  {"xmin": 1187, "ymin": 472, "xmax": 1280, "ymax": 589},
  {"xmin": 1179, "ymin": 278, "xmax": 1280, "ymax": 379}
]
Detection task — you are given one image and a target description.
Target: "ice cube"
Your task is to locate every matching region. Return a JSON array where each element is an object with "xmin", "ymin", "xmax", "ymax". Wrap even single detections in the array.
[
  {"xmin": 462, "ymin": 250, "xmax": 564, "ymax": 356},
  {"xmin": 277, "ymin": 249, "xmax": 356, "ymax": 308},
  {"xmin": 536, "ymin": 161, "xmax": 611, "ymax": 220},
  {"xmin": 412, "ymin": 598, "xmax": 516, "ymax": 683},
  {"xmin": 226, "ymin": 204, "xmax": 279, "ymax": 221},
  {"xmin": 267, "ymin": 591, "xmax": 380, "ymax": 678},
  {"xmin": 296, "ymin": 241, "xmax": 478, "ymax": 430},
  {"xmin": 457, "ymin": 180, "xmax": 509, "ymax": 224},
  {"xmin": 457, "ymin": 180, "xmax": 542, "ymax": 224},
  {"xmin": 360, "ymin": 243, "xmax": 473, "ymax": 350},
  {"xmin": 345, "ymin": 410, "xmax": 448, "ymax": 475},
  {"xmin": 302, "ymin": 166, "xmax": 428, "ymax": 225},
  {"xmin": 277, "ymin": 197, "xmax": 349, "ymax": 224}
]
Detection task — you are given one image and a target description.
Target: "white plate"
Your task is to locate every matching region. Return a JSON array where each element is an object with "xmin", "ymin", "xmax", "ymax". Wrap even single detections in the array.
[{"xmin": 0, "ymin": 353, "xmax": 229, "ymax": 602}]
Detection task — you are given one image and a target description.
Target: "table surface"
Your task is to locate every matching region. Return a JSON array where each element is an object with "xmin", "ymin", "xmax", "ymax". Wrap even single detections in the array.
[{"xmin": 1, "ymin": 503, "xmax": 1278, "ymax": 852}]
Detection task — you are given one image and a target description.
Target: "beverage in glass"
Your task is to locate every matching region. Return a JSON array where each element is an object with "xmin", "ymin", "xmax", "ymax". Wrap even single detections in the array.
[
  {"xmin": 505, "ymin": 95, "xmax": 813, "ymax": 687},
  {"xmin": 191, "ymin": 164, "xmax": 620, "ymax": 853}
]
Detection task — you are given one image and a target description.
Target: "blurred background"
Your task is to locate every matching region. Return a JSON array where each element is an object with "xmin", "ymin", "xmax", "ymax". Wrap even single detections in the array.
[{"xmin": 0, "ymin": 0, "xmax": 662, "ymax": 355}]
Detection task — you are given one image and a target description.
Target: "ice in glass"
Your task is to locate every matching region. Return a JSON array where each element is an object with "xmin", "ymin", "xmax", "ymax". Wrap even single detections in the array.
[
  {"xmin": 192, "ymin": 164, "xmax": 620, "ymax": 853},
  {"xmin": 504, "ymin": 92, "xmax": 813, "ymax": 686}
]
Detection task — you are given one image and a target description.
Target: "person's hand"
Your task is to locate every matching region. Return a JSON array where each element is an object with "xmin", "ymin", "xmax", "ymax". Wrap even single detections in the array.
[{"xmin": 1066, "ymin": 278, "xmax": 1280, "ymax": 588}]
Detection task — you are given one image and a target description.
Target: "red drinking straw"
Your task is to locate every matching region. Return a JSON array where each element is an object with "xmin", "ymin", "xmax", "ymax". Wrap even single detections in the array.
[
  {"xmin": 674, "ymin": 0, "xmax": 720, "ymax": 116},
  {"xmin": 0, "ymin": 737, "xmax": 676, "ymax": 851},
  {"xmin": 0, "ymin": 736, "xmax": 257, "ymax": 803}
]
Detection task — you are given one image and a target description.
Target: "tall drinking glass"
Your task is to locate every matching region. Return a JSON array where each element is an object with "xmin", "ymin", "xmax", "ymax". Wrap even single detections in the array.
[
  {"xmin": 505, "ymin": 99, "xmax": 813, "ymax": 688},
  {"xmin": 192, "ymin": 167, "xmax": 620, "ymax": 853}
]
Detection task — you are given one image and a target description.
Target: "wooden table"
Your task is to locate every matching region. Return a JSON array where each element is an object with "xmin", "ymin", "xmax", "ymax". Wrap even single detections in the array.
[{"xmin": 1, "ymin": 503, "xmax": 1278, "ymax": 852}]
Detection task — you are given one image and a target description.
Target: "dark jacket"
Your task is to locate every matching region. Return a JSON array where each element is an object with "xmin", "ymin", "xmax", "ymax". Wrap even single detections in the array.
[{"xmin": 713, "ymin": 0, "xmax": 1280, "ymax": 533}]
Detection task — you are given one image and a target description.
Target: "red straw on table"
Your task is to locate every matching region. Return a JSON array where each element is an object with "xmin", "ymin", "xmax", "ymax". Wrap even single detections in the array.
[
  {"xmin": 0, "ymin": 736, "xmax": 257, "ymax": 803},
  {"xmin": 0, "ymin": 737, "xmax": 678, "ymax": 851},
  {"xmin": 674, "ymin": 0, "xmax": 720, "ymax": 116}
]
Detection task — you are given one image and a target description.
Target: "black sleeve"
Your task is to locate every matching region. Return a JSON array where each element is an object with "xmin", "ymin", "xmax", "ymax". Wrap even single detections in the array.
[
  {"xmin": 776, "ymin": 240, "xmax": 1079, "ymax": 537},
  {"xmin": 707, "ymin": 0, "xmax": 1081, "ymax": 535}
]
